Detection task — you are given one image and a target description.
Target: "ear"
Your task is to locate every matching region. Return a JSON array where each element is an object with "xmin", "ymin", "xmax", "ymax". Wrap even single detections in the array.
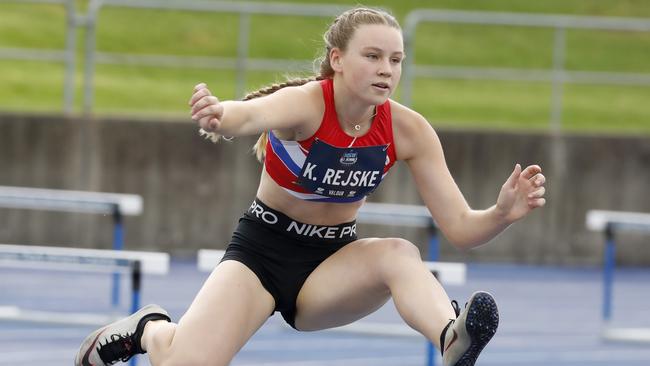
[{"xmin": 330, "ymin": 47, "xmax": 344, "ymax": 73}]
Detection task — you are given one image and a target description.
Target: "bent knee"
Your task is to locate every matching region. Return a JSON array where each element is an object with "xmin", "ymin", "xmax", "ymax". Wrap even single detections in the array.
[
  {"xmin": 378, "ymin": 238, "xmax": 421, "ymax": 260},
  {"xmin": 372, "ymin": 238, "xmax": 422, "ymax": 280}
]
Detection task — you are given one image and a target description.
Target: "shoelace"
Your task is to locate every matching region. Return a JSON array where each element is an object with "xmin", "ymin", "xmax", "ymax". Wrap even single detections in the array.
[
  {"xmin": 451, "ymin": 300, "xmax": 461, "ymax": 318},
  {"xmin": 440, "ymin": 299, "xmax": 462, "ymax": 356},
  {"xmin": 96, "ymin": 333, "xmax": 137, "ymax": 365}
]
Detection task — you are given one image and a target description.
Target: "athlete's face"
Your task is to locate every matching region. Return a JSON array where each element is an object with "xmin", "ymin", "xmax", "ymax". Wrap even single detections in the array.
[{"xmin": 331, "ymin": 24, "xmax": 404, "ymax": 105}]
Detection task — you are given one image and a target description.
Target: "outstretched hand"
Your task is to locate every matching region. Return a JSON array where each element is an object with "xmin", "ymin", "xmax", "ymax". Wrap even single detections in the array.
[
  {"xmin": 189, "ymin": 83, "xmax": 223, "ymax": 132},
  {"xmin": 496, "ymin": 164, "xmax": 546, "ymax": 223}
]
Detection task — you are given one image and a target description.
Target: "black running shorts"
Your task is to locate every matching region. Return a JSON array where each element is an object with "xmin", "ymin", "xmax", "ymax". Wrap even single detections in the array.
[{"xmin": 220, "ymin": 198, "xmax": 358, "ymax": 328}]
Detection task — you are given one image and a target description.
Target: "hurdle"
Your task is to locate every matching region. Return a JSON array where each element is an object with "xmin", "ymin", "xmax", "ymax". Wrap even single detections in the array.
[
  {"xmin": 198, "ymin": 201, "xmax": 466, "ymax": 366},
  {"xmin": 586, "ymin": 209, "xmax": 650, "ymax": 343},
  {"xmin": 198, "ymin": 249, "xmax": 466, "ymax": 287},
  {"xmin": 359, "ymin": 202, "xmax": 465, "ymax": 366},
  {"xmin": 359, "ymin": 202, "xmax": 439, "ymax": 258},
  {"xmin": 198, "ymin": 252, "xmax": 465, "ymax": 365},
  {"xmin": 0, "ymin": 243, "xmax": 169, "ymax": 326},
  {"xmin": 0, "ymin": 185, "xmax": 143, "ymax": 308}
]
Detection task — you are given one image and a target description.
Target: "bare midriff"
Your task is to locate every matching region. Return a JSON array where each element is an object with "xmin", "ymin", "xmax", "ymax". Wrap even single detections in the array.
[{"xmin": 256, "ymin": 169, "xmax": 363, "ymax": 225}]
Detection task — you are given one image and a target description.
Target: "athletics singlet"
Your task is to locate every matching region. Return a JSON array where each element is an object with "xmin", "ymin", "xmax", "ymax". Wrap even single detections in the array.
[{"xmin": 264, "ymin": 78, "xmax": 397, "ymax": 202}]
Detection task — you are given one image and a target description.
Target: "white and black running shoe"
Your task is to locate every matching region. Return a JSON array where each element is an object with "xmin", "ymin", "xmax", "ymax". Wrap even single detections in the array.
[
  {"xmin": 74, "ymin": 304, "xmax": 170, "ymax": 366},
  {"xmin": 440, "ymin": 291, "xmax": 499, "ymax": 366}
]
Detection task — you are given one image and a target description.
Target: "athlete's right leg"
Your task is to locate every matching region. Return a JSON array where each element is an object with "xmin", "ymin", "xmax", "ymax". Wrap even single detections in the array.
[
  {"xmin": 76, "ymin": 260, "xmax": 275, "ymax": 366},
  {"xmin": 142, "ymin": 260, "xmax": 275, "ymax": 366}
]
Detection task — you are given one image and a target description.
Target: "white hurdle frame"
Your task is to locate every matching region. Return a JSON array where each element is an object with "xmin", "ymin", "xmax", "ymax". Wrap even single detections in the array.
[
  {"xmin": 199, "ymin": 201, "xmax": 466, "ymax": 366},
  {"xmin": 0, "ymin": 243, "xmax": 169, "ymax": 326},
  {"xmin": 586, "ymin": 209, "xmax": 650, "ymax": 343},
  {"xmin": 198, "ymin": 249, "xmax": 466, "ymax": 287},
  {"xmin": 0, "ymin": 185, "xmax": 143, "ymax": 308},
  {"xmin": 0, "ymin": 185, "xmax": 142, "ymax": 216}
]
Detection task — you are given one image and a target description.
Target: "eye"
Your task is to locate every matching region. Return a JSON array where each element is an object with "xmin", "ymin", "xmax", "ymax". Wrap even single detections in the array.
[
  {"xmin": 391, "ymin": 57, "xmax": 402, "ymax": 64},
  {"xmin": 366, "ymin": 54, "xmax": 379, "ymax": 60}
]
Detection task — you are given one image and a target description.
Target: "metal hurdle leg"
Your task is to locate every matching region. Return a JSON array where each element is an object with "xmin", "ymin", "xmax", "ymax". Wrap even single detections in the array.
[
  {"xmin": 130, "ymin": 260, "xmax": 142, "ymax": 314},
  {"xmin": 112, "ymin": 204, "xmax": 124, "ymax": 309},
  {"xmin": 603, "ymin": 223, "xmax": 615, "ymax": 322},
  {"xmin": 130, "ymin": 260, "xmax": 142, "ymax": 366},
  {"xmin": 426, "ymin": 224, "xmax": 439, "ymax": 366}
]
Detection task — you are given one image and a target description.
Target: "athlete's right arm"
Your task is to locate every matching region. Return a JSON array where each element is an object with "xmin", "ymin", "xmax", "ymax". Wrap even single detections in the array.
[{"xmin": 188, "ymin": 82, "xmax": 317, "ymax": 137}]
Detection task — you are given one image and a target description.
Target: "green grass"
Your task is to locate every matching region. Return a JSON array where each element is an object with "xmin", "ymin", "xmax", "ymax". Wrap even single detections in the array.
[
  {"xmin": 414, "ymin": 24, "xmax": 556, "ymax": 68},
  {"xmin": 567, "ymin": 30, "xmax": 650, "ymax": 72},
  {"xmin": 0, "ymin": 4, "xmax": 67, "ymax": 49},
  {"xmin": 0, "ymin": 61, "xmax": 67, "ymax": 113},
  {"xmin": 563, "ymin": 84, "xmax": 650, "ymax": 132},
  {"xmin": 1, "ymin": 0, "xmax": 649, "ymax": 133},
  {"xmin": 95, "ymin": 9, "xmax": 240, "ymax": 56},
  {"xmin": 413, "ymin": 79, "xmax": 552, "ymax": 130}
]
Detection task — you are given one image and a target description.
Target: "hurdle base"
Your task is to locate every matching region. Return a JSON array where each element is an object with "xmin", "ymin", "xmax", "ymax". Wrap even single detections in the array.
[
  {"xmin": 602, "ymin": 326, "xmax": 650, "ymax": 344},
  {"xmin": 0, "ymin": 306, "xmax": 122, "ymax": 326},
  {"xmin": 323, "ymin": 321, "xmax": 422, "ymax": 338}
]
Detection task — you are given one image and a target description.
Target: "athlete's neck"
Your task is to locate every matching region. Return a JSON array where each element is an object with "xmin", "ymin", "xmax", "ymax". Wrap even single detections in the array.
[{"xmin": 331, "ymin": 77, "xmax": 376, "ymax": 129}]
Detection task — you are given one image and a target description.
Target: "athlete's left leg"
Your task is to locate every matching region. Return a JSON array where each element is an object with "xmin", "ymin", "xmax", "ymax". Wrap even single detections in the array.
[
  {"xmin": 294, "ymin": 237, "xmax": 498, "ymax": 366},
  {"xmin": 293, "ymin": 237, "xmax": 455, "ymax": 348}
]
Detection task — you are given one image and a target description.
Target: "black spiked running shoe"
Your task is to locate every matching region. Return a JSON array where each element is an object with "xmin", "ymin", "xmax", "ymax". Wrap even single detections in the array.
[
  {"xmin": 440, "ymin": 291, "xmax": 499, "ymax": 366},
  {"xmin": 74, "ymin": 304, "xmax": 171, "ymax": 366}
]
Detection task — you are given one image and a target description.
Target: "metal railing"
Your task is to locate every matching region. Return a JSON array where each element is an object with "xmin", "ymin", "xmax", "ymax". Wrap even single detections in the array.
[
  {"xmin": 82, "ymin": 0, "xmax": 349, "ymax": 114},
  {"xmin": 1, "ymin": 0, "xmax": 78, "ymax": 113},
  {"xmin": 1, "ymin": 2, "xmax": 650, "ymax": 129},
  {"xmin": 401, "ymin": 10, "xmax": 650, "ymax": 132}
]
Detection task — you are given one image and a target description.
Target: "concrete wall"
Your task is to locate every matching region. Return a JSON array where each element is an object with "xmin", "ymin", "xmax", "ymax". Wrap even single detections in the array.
[{"xmin": 1, "ymin": 113, "xmax": 649, "ymax": 265}]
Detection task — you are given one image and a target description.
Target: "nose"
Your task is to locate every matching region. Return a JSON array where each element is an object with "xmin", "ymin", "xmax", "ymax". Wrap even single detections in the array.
[{"xmin": 377, "ymin": 58, "xmax": 392, "ymax": 78}]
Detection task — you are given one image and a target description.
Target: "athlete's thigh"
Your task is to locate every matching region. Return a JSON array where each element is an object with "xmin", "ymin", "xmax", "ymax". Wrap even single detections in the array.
[
  {"xmin": 171, "ymin": 260, "xmax": 275, "ymax": 362},
  {"xmin": 294, "ymin": 237, "xmax": 395, "ymax": 331}
]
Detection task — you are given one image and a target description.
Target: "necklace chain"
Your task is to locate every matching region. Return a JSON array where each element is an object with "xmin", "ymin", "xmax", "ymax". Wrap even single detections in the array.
[{"xmin": 346, "ymin": 108, "xmax": 377, "ymax": 131}]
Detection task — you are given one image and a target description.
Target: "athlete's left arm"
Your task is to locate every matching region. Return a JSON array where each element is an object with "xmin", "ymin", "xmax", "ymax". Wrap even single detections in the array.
[{"xmin": 393, "ymin": 106, "xmax": 546, "ymax": 250}]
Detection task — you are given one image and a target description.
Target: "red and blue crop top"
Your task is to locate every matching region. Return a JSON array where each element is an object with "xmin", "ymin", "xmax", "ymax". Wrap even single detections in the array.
[{"xmin": 264, "ymin": 78, "xmax": 397, "ymax": 202}]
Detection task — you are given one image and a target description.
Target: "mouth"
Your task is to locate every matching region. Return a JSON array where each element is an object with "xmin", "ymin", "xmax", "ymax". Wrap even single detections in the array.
[{"xmin": 372, "ymin": 82, "xmax": 390, "ymax": 91}]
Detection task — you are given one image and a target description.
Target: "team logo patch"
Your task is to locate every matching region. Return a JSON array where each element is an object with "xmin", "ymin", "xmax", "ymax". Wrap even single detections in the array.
[{"xmin": 339, "ymin": 151, "xmax": 358, "ymax": 165}]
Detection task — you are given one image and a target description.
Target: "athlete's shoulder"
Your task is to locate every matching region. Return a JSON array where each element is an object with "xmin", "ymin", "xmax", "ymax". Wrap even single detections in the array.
[
  {"xmin": 388, "ymin": 99, "xmax": 435, "ymax": 136},
  {"xmin": 267, "ymin": 80, "xmax": 325, "ymax": 140},
  {"xmin": 287, "ymin": 80, "xmax": 325, "ymax": 112},
  {"xmin": 290, "ymin": 79, "xmax": 322, "ymax": 93},
  {"xmin": 388, "ymin": 99, "xmax": 439, "ymax": 161},
  {"xmin": 271, "ymin": 79, "xmax": 322, "ymax": 102}
]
